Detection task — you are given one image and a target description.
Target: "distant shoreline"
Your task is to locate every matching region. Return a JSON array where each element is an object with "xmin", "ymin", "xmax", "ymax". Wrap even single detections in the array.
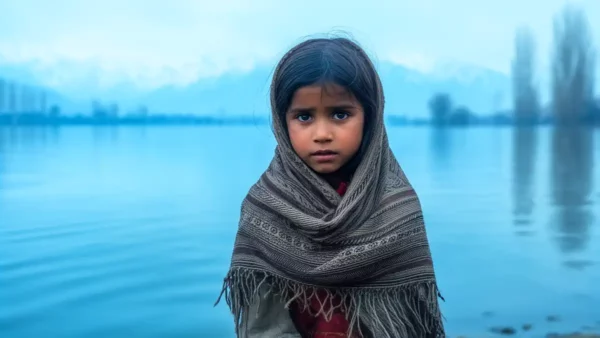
[
  {"xmin": 0, "ymin": 114, "xmax": 270, "ymax": 127},
  {"xmin": 0, "ymin": 113, "xmax": 598, "ymax": 127}
]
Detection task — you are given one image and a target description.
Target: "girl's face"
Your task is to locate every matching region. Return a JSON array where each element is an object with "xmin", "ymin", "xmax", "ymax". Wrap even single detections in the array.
[{"xmin": 285, "ymin": 83, "xmax": 364, "ymax": 174}]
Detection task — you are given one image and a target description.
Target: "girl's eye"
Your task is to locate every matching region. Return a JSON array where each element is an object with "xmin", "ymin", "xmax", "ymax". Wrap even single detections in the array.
[
  {"xmin": 297, "ymin": 114, "xmax": 311, "ymax": 122},
  {"xmin": 333, "ymin": 112, "xmax": 350, "ymax": 120}
]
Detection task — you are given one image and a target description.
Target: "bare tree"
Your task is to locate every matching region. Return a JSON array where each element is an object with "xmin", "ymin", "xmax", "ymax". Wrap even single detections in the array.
[
  {"xmin": 40, "ymin": 89, "xmax": 47, "ymax": 114},
  {"xmin": 20, "ymin": 84, "xmax": 29, "ymax": 113},
  {"xmin": 0, "ymin": 78, "xmax": 5, "ymax": 114},
  {"xmin": 511, "ymin": 26, "xmax": 540, "ymax": 124},
  {"xmin": 551, "ymin": 4, "xmax": 596, "ymax": 124},
  {"xmin": 8, "ymin": 81, "xmax": 16, "ymax": 114},
  {"xmin": 428, "ymin": 93, "xmax": 453, "ymax": 126}
]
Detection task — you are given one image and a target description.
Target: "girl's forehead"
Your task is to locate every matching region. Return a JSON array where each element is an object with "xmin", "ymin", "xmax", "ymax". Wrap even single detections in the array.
[{"xmin": 292, "ymin": 83, "xmax": 356, "ymax": 102}]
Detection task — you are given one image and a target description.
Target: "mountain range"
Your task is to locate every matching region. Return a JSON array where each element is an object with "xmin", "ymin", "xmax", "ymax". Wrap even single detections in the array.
[{"xmin": 0, "ymin": 58, "xmax": 511, "ymax": 118}]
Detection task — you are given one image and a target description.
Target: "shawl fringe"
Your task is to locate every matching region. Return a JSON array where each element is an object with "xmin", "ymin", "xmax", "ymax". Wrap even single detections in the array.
[{"xmin": 216, "ymin": 267, "xmax": 446, "ymax": 338}]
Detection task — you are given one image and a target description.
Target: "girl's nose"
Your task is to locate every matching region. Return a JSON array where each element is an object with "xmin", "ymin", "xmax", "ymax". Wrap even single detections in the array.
[{"xmin": 313, "ymin": 121, "xmax": 333, "ymax": 143}]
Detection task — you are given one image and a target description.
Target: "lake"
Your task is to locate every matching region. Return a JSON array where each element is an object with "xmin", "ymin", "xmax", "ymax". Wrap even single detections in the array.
[{"xmin": 0, "ymin": 125, "xmax": 599, "ymax": 338}]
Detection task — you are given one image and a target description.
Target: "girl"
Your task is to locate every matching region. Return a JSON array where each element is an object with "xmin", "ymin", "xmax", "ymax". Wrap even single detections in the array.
[{"xmin": 216, "ymin": 37, "xmax": 445, "ymax": 338}]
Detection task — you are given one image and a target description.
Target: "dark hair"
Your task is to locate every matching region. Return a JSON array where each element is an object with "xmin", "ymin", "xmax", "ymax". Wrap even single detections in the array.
[{"xmin": 270, "ymin": 37, "xmax": 384, "ymax": 175}]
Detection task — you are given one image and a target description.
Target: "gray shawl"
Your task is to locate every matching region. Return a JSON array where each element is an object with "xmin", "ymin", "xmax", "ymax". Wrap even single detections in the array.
[{"xmin": 217, "ymin": 77, "xmax": 445, "ymax": 338}]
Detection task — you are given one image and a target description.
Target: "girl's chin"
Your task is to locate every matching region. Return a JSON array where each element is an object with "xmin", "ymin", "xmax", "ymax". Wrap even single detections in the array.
[{"xmin": 309, "ymin": 163, "xmax": 342, "ymax": 174}]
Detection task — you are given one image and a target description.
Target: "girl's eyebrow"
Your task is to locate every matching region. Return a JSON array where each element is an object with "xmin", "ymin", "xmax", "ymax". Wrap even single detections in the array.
[
  {"xmin": 326, "ymin": 103, "xmax": 357, "ymax": 110},
  {"xmin": 288, "ymin": 102, "xmax": 357, "ymax": 114}
]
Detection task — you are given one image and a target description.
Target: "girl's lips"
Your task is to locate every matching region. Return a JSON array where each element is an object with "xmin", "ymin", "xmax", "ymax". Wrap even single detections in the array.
[
  {"xmin": 311, "ymin": 150, "xmax": 339, "ymax": 162},
  {"xmin": 311, "ymin": 149, "xmax": 337, "ymax": 155}
]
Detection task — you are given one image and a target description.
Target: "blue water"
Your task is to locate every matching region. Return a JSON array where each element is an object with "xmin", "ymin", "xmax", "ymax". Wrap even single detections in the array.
[{"xmin": 0, "ymin": 125, "xmax": 599, "ymax": 338}]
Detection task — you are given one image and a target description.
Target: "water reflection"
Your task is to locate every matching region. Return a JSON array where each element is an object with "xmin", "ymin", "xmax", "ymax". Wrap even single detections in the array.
[
  {"xmin": 429, "ymin": 126, "xmax": 451, "ymax": 169},
  {"xmin": 92, "ymin": 126, "xmax": 120, "ymax": 144},
  {"xmin": 511, "ymin": 127, "xmax": 538, "ymax": 235},
  {"xmin": 550, "ymin": 126, "xmax": 595, "ymax": 264},
  {"xmin": 0, "ymin": 126, "xmax": 59, "ymax": 149}
]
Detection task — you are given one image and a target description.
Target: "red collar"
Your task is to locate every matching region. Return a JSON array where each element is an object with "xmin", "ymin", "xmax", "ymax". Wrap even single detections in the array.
[{"xmin": 336, "ymin": 181, "xmax": 348, "ymax": 196}]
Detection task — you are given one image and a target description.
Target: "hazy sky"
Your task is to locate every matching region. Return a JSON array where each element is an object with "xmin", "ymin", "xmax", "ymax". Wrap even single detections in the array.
[{"xmin": 0, "ymin": 0, "xmax": 599, "ymax": 88}]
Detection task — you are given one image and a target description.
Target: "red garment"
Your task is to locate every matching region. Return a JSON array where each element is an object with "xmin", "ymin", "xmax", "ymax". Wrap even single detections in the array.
[{"xmin": 290, "ymin": 181, "xmax": 359, "ymax": 338}]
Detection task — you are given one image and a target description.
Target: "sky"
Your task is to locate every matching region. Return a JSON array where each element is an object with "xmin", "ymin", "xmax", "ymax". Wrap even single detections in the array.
[{"xmin": 0, "ymin": 0, "xmax": 599, "ymax": 90}]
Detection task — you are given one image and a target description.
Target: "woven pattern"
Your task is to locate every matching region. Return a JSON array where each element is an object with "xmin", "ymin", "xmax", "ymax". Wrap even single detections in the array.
[{"xmin": 217, "ymin": 133, "xmax": 445, "ymax": 337}]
